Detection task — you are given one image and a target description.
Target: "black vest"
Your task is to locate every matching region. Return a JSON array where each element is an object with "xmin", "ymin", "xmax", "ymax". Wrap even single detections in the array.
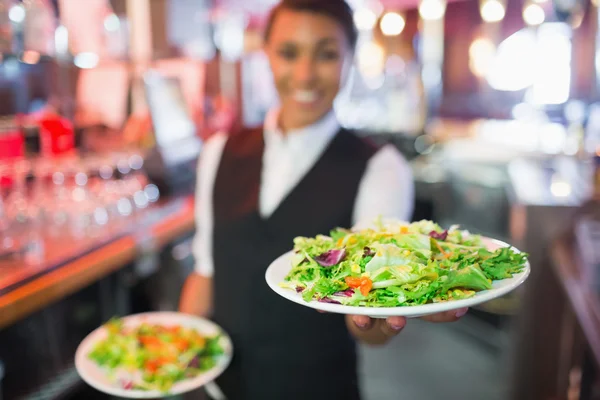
[{"xmin": 211, "ymin": 126, "xmax": 377, "ymax": 400}]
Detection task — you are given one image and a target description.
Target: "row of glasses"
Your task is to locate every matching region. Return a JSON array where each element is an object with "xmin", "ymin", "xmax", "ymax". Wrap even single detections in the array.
[
  {"xmin": 0, "ymin": 158, "xmax": 44, "ymax": 263},
  {"xmin": 0, "ymin": 149, "xmax": 160, "ymax": 264}
]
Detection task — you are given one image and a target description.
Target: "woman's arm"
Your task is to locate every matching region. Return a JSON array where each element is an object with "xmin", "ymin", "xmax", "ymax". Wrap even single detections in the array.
[
  {"xmin": 179, "ymin": 272, "xmax": 213, "ymax": 317},
  {"xmin": 179, "ymin": 133, "xmax": 227, "ymax": 317}
]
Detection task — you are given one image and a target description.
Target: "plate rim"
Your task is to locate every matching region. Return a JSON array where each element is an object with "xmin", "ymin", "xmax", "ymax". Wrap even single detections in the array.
[
  {"xmin": 265, "ymin": 237, "xmax": 531, "ymax": 318},
  {"xmin": 74, "ymin": 311, "xmax": 233, "ymax": 399}
]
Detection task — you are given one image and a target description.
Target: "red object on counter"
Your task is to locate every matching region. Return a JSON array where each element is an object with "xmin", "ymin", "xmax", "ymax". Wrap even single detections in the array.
[
  {"xmin": 39, "ymin": 115, "xmax": 74, "ymax": 155},
  {"xmin": 0, "ymin": 129, "xmax": 23, "ymax": 160},
  {"xmin": 0, "ymin": 117, "xmax": 24, "ymax": 160}
]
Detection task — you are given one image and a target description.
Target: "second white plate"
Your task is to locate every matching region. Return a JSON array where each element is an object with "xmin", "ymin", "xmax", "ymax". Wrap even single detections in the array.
[{"xmin": 75, "ymin": 312, "xmax": 233, "ymax": 398}]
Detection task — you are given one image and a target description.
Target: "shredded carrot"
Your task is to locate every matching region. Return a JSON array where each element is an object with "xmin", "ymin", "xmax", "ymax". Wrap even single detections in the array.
[{"xmin": 434, "ymin": 241, "xmax": 450, "ymax": 258}]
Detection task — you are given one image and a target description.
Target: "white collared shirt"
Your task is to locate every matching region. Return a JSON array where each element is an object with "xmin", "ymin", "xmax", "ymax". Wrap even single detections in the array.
[{"xmin": 193, "ymin": 109, "xmax": 414, "ymax": 277}]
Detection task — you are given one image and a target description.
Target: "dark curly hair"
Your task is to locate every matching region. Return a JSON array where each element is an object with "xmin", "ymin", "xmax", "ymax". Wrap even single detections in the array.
[{"xmin": 264, "ymin": 0, "xmax": 358, "ymax": 50}]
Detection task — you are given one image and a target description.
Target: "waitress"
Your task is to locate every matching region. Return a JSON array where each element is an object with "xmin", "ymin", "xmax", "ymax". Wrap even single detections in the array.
[{"xmin": 180, "ymin": 1, "xmax": 467, "ymax": 399}]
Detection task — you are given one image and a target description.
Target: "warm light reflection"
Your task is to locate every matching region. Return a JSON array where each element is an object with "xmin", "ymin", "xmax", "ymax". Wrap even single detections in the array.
[
  {"xmin": 357, "ymin": 41, "xmax": 386, "ymax": 78},
  {"xmin": 523, "ymin": 4, "xmax": 545, "ymax": 25},
  {"xmin": 469, "ymin": 38, "xmax": 496, "ymax": 77},
  {"xmin": 419, "ymin": 0, "xmax": 446, "ymax": 20},
  {"xmin": 570, "ymin": 12, "xmax": 584, "ymax": 29},
  {"xmin": 20, "ymin": 51, "xmax": 41, "ymax": 64},
  {"xmin": 480, "ymin": 0, "xmax": 506, "ymax": 22},
  {"xmin": 354, "ymin": 8, "xmax": 377, "ymax": 30},
  {"xmin": 380, "ymin": 12, "xmax": 405, "ymax": 36}
]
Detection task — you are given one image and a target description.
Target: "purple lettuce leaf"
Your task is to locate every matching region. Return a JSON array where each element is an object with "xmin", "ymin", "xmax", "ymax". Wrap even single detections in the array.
[
  {"xmin": 429, "ymin": 230, "xmax": 448, "ymax": 241},
  {"xmin": 120, "ymin": 380, "xmax": 134, "ymax": 390},
  {"xmin": 314, "ymin": 249, "xmax": 346, "ymax": 267},
  {"xmin": 318, "ymin": 297, "xmax": 341, "ymax": 304},
  {"xmin": 333, "ymin": 289, "xmax": 355, "ymax": 297},
  {"xmin": 188, "ymin": 356, "xmax": 199, "ymax": 369},
  {"xmin": 295, "ymin": 286, "xmax": 305, "ymax": 293}
]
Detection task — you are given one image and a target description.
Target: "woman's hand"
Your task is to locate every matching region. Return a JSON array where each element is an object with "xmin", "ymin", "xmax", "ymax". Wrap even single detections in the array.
[
  {"xmin": 346, "ymin": 308, "xmax": 469, "ymax": 345},
  {"xmin": 345, "ymin": 315, "xmax": 407, "ymax": 346}
]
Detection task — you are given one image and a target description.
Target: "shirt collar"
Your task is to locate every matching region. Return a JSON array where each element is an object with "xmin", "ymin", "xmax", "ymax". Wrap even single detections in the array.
[{"xmin": 263, "ymin": 107, "xmax": 340, "ymax": 148}]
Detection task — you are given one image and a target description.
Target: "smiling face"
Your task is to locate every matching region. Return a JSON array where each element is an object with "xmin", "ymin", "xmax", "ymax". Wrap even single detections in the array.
[{"xmin": 265, "ymin": 9, "xmax": 352, "ymax": 131}]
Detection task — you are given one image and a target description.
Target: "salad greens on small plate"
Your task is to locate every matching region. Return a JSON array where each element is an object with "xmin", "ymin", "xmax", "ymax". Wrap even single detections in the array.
[
  {"xmin": 265, "ymin": 219, "xmax": 530, "ymax": 318},
  {"xmin": 75, "ymin": 312, "xmax": 232, "ymax": 398}
]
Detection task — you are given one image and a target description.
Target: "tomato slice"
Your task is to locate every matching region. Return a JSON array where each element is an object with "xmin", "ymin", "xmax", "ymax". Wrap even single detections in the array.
[{"xmin": 345, "ymin": 276, "xmax": 362, "ymax": 288}]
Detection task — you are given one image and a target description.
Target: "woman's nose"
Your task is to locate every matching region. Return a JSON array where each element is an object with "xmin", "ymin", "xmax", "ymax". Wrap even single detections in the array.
[{"xmin": 293, "ymin": 57, "xmax": 316, "ymax": 85}]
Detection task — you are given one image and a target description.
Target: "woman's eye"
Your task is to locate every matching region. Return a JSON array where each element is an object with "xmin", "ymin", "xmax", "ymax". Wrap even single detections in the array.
[
  {"xmin": 318, "ymin": 50, "xmax": 340, "ymax": 61},
  {"xmin": 278, "ymin": 48, "xmax": 297, "ymax": 60}
]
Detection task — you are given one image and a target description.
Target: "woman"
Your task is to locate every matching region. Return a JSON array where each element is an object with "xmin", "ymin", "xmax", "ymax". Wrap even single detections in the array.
[{"xmin": 180, "ymin": 1, "xmax": 467, "ymax": 399}]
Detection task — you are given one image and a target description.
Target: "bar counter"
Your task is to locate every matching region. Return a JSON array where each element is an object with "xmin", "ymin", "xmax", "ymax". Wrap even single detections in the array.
[{"xmin": 0, "ymin": 195, "xmax": 195, "ymax": 330}]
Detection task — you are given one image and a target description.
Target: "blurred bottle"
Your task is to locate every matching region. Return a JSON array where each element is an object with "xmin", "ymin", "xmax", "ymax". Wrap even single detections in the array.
[
  {"xmin": 22, "ymin": 0, "xmax": 55, "ymax": 55},
  {"xmin": 0, "ymin": 0, "xmax": 16, "ymax": 54}
]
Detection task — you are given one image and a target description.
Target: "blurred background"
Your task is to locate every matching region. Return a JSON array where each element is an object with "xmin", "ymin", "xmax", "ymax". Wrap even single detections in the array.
[{"xmin": 0, "ymin": 0, "xmax": 599, "ymax": 399}]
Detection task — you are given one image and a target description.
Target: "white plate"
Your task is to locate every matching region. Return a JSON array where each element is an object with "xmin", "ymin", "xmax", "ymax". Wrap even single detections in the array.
[
  {"xmin": 265, "ymin": 237, "xmax": 530, "ymax": 318},
  {"xmin": 75, "ymin": 312, "xmax": 233, "ymax": 399}
]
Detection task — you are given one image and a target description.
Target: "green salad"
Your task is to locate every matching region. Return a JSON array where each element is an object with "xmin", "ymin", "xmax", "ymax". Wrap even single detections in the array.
[
  {"xmin": 88, "ymin": 318, "xmax": 224, "ymax": 392},
  {"xmin": 280, "ymin": 219, "xmax": 528, "ymax": 307}
]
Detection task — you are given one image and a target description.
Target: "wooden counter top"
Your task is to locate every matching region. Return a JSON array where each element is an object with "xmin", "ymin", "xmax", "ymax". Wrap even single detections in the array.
[
  {"xmin": 0, "ymin": 196, "xmax": 195, "ymax": 330},
  {"xmin": 551, "ymin": 234, "xmax": 600, "ymax": 370}
]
